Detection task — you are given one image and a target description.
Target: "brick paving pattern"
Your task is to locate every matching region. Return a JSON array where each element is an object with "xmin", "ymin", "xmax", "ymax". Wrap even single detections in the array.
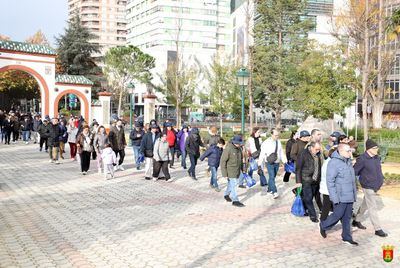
[{"xmin": 1, "ymin": 143, "xmax": 399, "ymax": 267}]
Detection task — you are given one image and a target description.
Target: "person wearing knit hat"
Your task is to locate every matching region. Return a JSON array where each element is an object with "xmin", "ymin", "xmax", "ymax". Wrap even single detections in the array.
[{"xmin": 352, "ymin": 139, "xmax": 388, "ymax": 237}]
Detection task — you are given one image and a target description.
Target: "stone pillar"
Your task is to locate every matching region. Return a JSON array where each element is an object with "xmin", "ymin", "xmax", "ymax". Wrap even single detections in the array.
[
  {"xmin": 144, "ymin": 94, "xmax": 157, "ymax": 124},
  {"xmin": 97, "ymin": 92, "xmax": 112, "ymax": 129}
]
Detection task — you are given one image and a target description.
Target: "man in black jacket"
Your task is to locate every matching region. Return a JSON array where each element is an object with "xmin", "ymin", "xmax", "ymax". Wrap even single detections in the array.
[
  {"xmin": 48, "ymin": 118, "xmax": 61, "ymax": 164},
  {"xmin": 352, "ymin": 139, "xmax": 388, "ymax": 237},
  {"xmin": 185, "ymin": 127, "xmax": 204, "ymax": 180},
  {"xmin": 296, "ymin": 142, "xmax": 324, "ymax": 223},
  {"xmin": 130, "ymin": 123, "xmax": 145, "ymax": 170},
  {"xmin": 38, "ymin": 119, "xmax": 51, "ymax": 152},
  {"xmin": 140, "ymin": 124, "xmax": 160, "ymax": 180}
]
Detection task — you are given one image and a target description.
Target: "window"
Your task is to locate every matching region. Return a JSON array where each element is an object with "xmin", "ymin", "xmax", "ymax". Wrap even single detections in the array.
[
  {"xmin": 385, "ymin": 80, "xmax": 400, "ymax": 100},
  {"xmin": 390, "ymin": 55, "xmax": 400, "ymax": 75}
]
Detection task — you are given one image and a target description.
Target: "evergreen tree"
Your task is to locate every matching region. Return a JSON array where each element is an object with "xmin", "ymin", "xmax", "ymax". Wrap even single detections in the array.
[
  {"xmin": 252, "ymin": 0, "xmax": 314, "ymax": 130},
  {"xmin": 55, "ymin": 15, "xmax": 100, "ymax": 76}
]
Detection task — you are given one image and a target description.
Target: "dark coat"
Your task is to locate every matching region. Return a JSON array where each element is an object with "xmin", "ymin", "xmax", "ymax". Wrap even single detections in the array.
[
  {"xmin": 12, "ymin": 119, "xmax": 20, "ymax": 132},
  {"xmin": 59, "ymin": 124, "xmax": 68, "ymax": 143},
  {"xmin": 130, "ymin": 128, "xmax": 145, "ymax": 147},
  {"xmin": 21, "ymin": 120, "xmax": 32, "ymax": 131},
  {"xmin": 296, "ymin": 147, "xmax": 323, "ymax": 185},
  {"xmin": 108, "ymin": 125, "xmax": 126, "ymax": 151},
  {"xmin": 140, "ymin": 131, "xmax": 160, "ymax": 157},
  {"xmin": 3, "ymin": 120, "xmax": 12, "ymax": 132},
  {"xmin": 354, "ymin": 152, "xmax": 384, "ymax": 191},
  {"xmin": 290, "ymin": 139, "xmax": 308, "ymax": 163},
  {"xmin": 48, "ymin": 123, "xmax": 61, "ymax": 147},
  {"xmin": 185, "ymin": 128, "xmax": 203, "ymax": 157},
  {"xmin": 220, "ymin": 142, "xmax": 243, "ymax": 178},
  {"xmin": 286, "ymin": 138, "xmax": 296, "ymax": 161},
  {"xmin": 38, "ymin": 123, "xmax": 51, "ymax": 138},
  {"xmin": 200, "ymin": 144, "xmax": 223, "ymax": 168}
]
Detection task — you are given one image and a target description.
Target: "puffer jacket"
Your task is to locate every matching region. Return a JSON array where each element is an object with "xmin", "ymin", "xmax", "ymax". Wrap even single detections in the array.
[
  {"xmin": 326, "ymin": 151, "xmax": 357, "ymax": 204},
  {"xmin": 153, "ymin": 138, "xmax": 172, "ymax": 162},
  {"xmin": 48, "ymin": 123, "xmax": 61, "ymax": 147},
  {"xmin": 38, "ymin": 123, "xmax": 51, "ymax": 138},
  {"xmin": 220, "ymin": 142, "xmax": 243, "ymax": 178},
  {"xmin": 295, "ymin": 146, "xmax": 323, "ymax": 185},
  {"xmin": 200, "ymin": 144, "xmax": 223, "ymax": 168}
]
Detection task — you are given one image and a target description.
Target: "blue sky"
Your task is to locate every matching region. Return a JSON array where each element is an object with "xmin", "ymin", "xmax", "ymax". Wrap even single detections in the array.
[{"xmin": 0, "ymin": 0, "xmax": 68, "ymax": 47}]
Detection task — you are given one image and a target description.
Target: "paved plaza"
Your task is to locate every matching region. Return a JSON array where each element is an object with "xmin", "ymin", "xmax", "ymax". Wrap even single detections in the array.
[{"xmin": 0, "ymin": 143, "xmax": 399, "ymax": 267}]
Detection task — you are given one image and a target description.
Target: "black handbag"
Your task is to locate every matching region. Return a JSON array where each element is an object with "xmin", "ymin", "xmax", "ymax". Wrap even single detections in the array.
[
  {"xmin": 266, "ymin": 141, "xmax": 278, "ymax": 164},
  {"xmin": 251, "ymin": 150, "xmax": 260, "ymax": 159}
]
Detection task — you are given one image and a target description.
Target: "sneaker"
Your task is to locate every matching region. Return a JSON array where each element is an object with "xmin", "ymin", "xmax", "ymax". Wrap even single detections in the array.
[
  {"xmin": 214, "ymin": 187, "xmax": 221, "ymax": 192},
  {"xmin": 273, "ymin": 192, "xmax": 279, "ymax": 199},
  {"xmin": 224, "ymin": 195, "xmax": 232, "ymax": 202},
  {"xmin": 170, "ymin": 165, "xmax": 175, "ymax": 169},
  {"xmin": 55, "ymin": 160, "xmax": 60, "ymax": 165},
  {"xmin": 238, "ymin": 185, "xmax": 246, "ymax": 189},
  {"xmin": 114, "ymin": 165, "xmax": 119, "ymax": 171},
  {"xmin": 375, "ymin": 230, "xmax": 388, "ymax": 237},
  {"xmin": 342, "ymin": 239, "xmax": 359, "ymax": 246},
  {"xmin": 39, "ymin": 148, "xmax": 42, "ymax": 152},
  {"xmin": 25, "ymin": 142, "xmax": 28, "ymax": 145},
  {"xmin": 119, "ymin": 165, "xmax": 125, "ymax": 171},
  {"xmin": 82, "ymin": 171, "xmax": 87, "ymax": 175},
  {"xmin": 136, "ymin": 166, "xmax": 140, "ymax": 170},
  {"xmin": 352, "ymin": 221, "xmax": 367, "ymax": 230},
  {"xmin": 71, "ymin": 158, "xmax": 75, "ymax": 161},
  {"xmin": 145, "ymin": 177, "xmax": 151, "ymax": 180},
  {"xmin": 153, "ymin": 177, "xmax": 158, "ymax": 181},
  {"xmin": 183, "ymin": 166, "xmax": 187, "ymax": 169},
  {"xmin": 232, "ymin": 201, "xmax": 245, "ymax": 207},
  {"xmin": 49, "ymin": 159, "xmax": 54, "ymax": 163},
  {"xmin": 311, "ymin": 218, "xmax": 319, "ymax": 223}
]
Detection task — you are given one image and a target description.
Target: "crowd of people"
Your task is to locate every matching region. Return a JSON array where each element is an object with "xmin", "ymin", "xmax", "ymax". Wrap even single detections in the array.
[{"xmin": 0, "ymin": 109, "xmax": 388, "ymax": 245}]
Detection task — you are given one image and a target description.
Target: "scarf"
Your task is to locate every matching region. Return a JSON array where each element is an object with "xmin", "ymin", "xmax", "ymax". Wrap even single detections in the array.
[{"xmin": 311, "ymin": 150, "xmax": 319, "ymax": 182}]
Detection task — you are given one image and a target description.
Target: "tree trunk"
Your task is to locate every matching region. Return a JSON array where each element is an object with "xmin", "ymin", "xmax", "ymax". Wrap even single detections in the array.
[
  {"xmin": 220, "ymin": 114, "xmax": 223, "ymax": 137},
  {"xmin": 275, "ymin": 109, "xmax": 282, "ymax": 131},
  {"xmin": 362, "ymin": 97, "xmax": 368, "ymax": 142},
  {"xmin": 176, "ymin": 100, "xmax": 180, "ymax": 129},
  {"xmin": 118, "ymin": 89, "xmax": 123, "ymax": 118},
  {"xmin": 372, "ymin": 100, "xmax": 385, "ymax": 129},
  {"xmin": 361, "ymin": 0, "xmax": 370, "ymax": 145}
]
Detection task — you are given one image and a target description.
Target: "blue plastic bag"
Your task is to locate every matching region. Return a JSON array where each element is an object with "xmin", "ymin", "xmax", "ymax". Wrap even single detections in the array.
[
  {"xmin": 285, "ymin": 161, "xmax": 295, "ymax": 174},
  {"xmin": 291, "ymin": 187, "xmax": 305, "ymax": 217},
  {"xmin": 249, "ymin": 157, "xmax": 258, "ymax": 172},
  {"xmin": 138, "ymin": 154, "xmax": 145, "ymax": 164},
  {"xmin": 243, "ymin": 173, "xmax": 256, "ymax": 188}
]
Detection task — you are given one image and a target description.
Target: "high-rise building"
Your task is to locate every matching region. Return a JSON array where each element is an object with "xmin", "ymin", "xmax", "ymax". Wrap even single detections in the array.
[
  {"xmin": 125, "ymin": 0, "xmax": 232, "ymax": 113},
  {"xmin": 68, "ymin": 0, "xmax": 127, "ymax": 56}
]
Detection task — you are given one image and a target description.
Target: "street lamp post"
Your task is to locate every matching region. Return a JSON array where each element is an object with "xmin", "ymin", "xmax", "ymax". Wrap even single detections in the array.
[
  {"xmin": 128, "ymin": 82, "xmax": 135, "ymax": 132},
  {"xmin": 236, "ymin": 67, "xmax": 250, "ymax": 136}
]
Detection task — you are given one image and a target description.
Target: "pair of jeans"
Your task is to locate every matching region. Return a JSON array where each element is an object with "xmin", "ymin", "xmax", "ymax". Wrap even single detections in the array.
[
  {"xmin": 266, "ymin": 163, "xmax": 279, "ymax": 193},
  {"xmin": 248, "ymin": 167, "xmax": 267, "ymax": 186},
  {"xmin": 22, "ymin": 130, "xmax": 30, "ymax": 142},
  {"xmin": 188, "ymin": 154, "xmax": 198, "ymax": 177},
  {"xmin": 302, "ymin": 183, "xmax": 319, "ymax": 220},
  {"xmin": 132, "ymin": 145, "xmax": 141, "ymax": 167},
  {"xmin": 224, "ymin": 178, "xmax": 239, "ymax": 202},
  {"xmin": 4, "ymin": 131, "xmax": 11, "ymax": 144},
  {"xmin": 321, "ymin": 202, "xmax": 353, "ymax": 241},
  {"xmin": 80, "ymin": 151, "xmax": 91, "ymax": 172},
  {"xmin": 114, "ymin": 149, "xmax": 125, "ymax": 166},
  {"xmin": 181, "ymin": 150, "xmax": 187, "ymax": 168},
  {"xmin": 210, "ymin": 166, "xmax": 218, "ymax": 188},
  {"xmin": 169, "ymin": 147, "xmax": 175, "ymax": 167}
]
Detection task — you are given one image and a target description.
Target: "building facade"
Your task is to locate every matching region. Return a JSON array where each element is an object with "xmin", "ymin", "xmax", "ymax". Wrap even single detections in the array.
[
  {"xmin": 125, "ymin": 0, "xmax": 232, "ymax": 114},
  {"xmin": 68, "ymin": 0, "xmax": 127, "ymax": 56}
]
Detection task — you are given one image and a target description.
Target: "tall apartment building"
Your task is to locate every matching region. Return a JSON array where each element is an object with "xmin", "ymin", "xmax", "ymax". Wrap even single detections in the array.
[
  {"xmin": 126, "ymin": 0, "xmax": 232, "ymax": 113},
  {"xmin": 68, "ymin": 0, "xmax": 127, "ymax": 56}
]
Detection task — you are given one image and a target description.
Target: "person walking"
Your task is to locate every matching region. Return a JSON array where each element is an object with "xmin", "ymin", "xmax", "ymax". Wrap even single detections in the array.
[
  {"xmin": 352, "ymin": 139, "xmax": 388, "ymax": 237},
  {"xmin": 130, "ymin": 123, "xmax": 145, "ymax": 170},
  {"xmin": 295, "ymin": 142, "xmax": 324, "ymax": 223},
  {"xmin": 177, "ymin": 125, "xmax": 190, "ymax": 169},
  {"xmin": 109, "ymin": 119, "xmax": 127, "ymax": 171},
  {"xmin": 319, "ymin": 148, "xmax": 336, "ymax": 221},
  {"xmin": 258, "ymin": 129, "xmax": 287, "ymax": 198},
  {"xmin": 290, "ymin": 130, "xmax": 311, "ymax": 164},
  {"xmin": 319, "ymin": 143, "xmax": 358, "ymax": 246},
  {"xmin": 245, "ymin": 127, "xmax": 268, "ymax": 187},
  {"xmin": 200, "ymin": 138, "xmax": 225, "ymax": 192},
  {"xmin": 31, "ymin": 115, "xmax": 41, "ymax": 144},
  {"xmin": 58, "ymin": 120, "xmax": 68, "ymax": 159},
  {"xmin": 3, "ymin": 115, "xmax": 12, "ymax": 145},
  {"xmin": 67, "ymin": 119, "xmax": 79, "ymax": 160},
  {"xmin": 94, "ymin": 126, "xmax": 109, "ymax": 174},
  {"xmin": 77, "ymin": 126, "xmax": 94, "ymax": 175},
  {"xmin": 185, "ymin": 127, "xmax": 204, "ymax": 180},
  {"xmin": 152, "ymin": 133, "xmax": 172, "ymax": 182},
  {"xmin": 38, "ymin": 118, "xmax": 50, "ymax": 152},
  {"xmin": 12, "ymin": 116, "xmax": 20, "ymax": 143},
  {"xmin": 164, "ymin": 122, "xmax": 177, "ymax": 169},
  {"xmin": 140, "ymin": 124, "xmax": 160, "ymax": 180},
  {"xmin": 221, "ymin": 135, "xmax": 245, "ymax": 207},
  {"xmin": 21, "ymin": 116, "xmax": 32, "ymax": 144},
  {"xmin": 101, "ymin": 143, "xmax": 117, "ymax": 180},
  {"xmin": 48, "ymin": 118, "xmax": 61, "ymax": 164},
  {"xmin": 90, "ymin": 122, "xmax": 99, "ymax": 160},
  {"xmin": 283, "ymin": 131, "xmax": 296, "ymax": 182}
]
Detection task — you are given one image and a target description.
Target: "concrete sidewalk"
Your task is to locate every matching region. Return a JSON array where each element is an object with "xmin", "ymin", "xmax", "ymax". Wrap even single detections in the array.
[{"xmin": 0, "ymin": 143, "xmax": 399, "ymax": 267}]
